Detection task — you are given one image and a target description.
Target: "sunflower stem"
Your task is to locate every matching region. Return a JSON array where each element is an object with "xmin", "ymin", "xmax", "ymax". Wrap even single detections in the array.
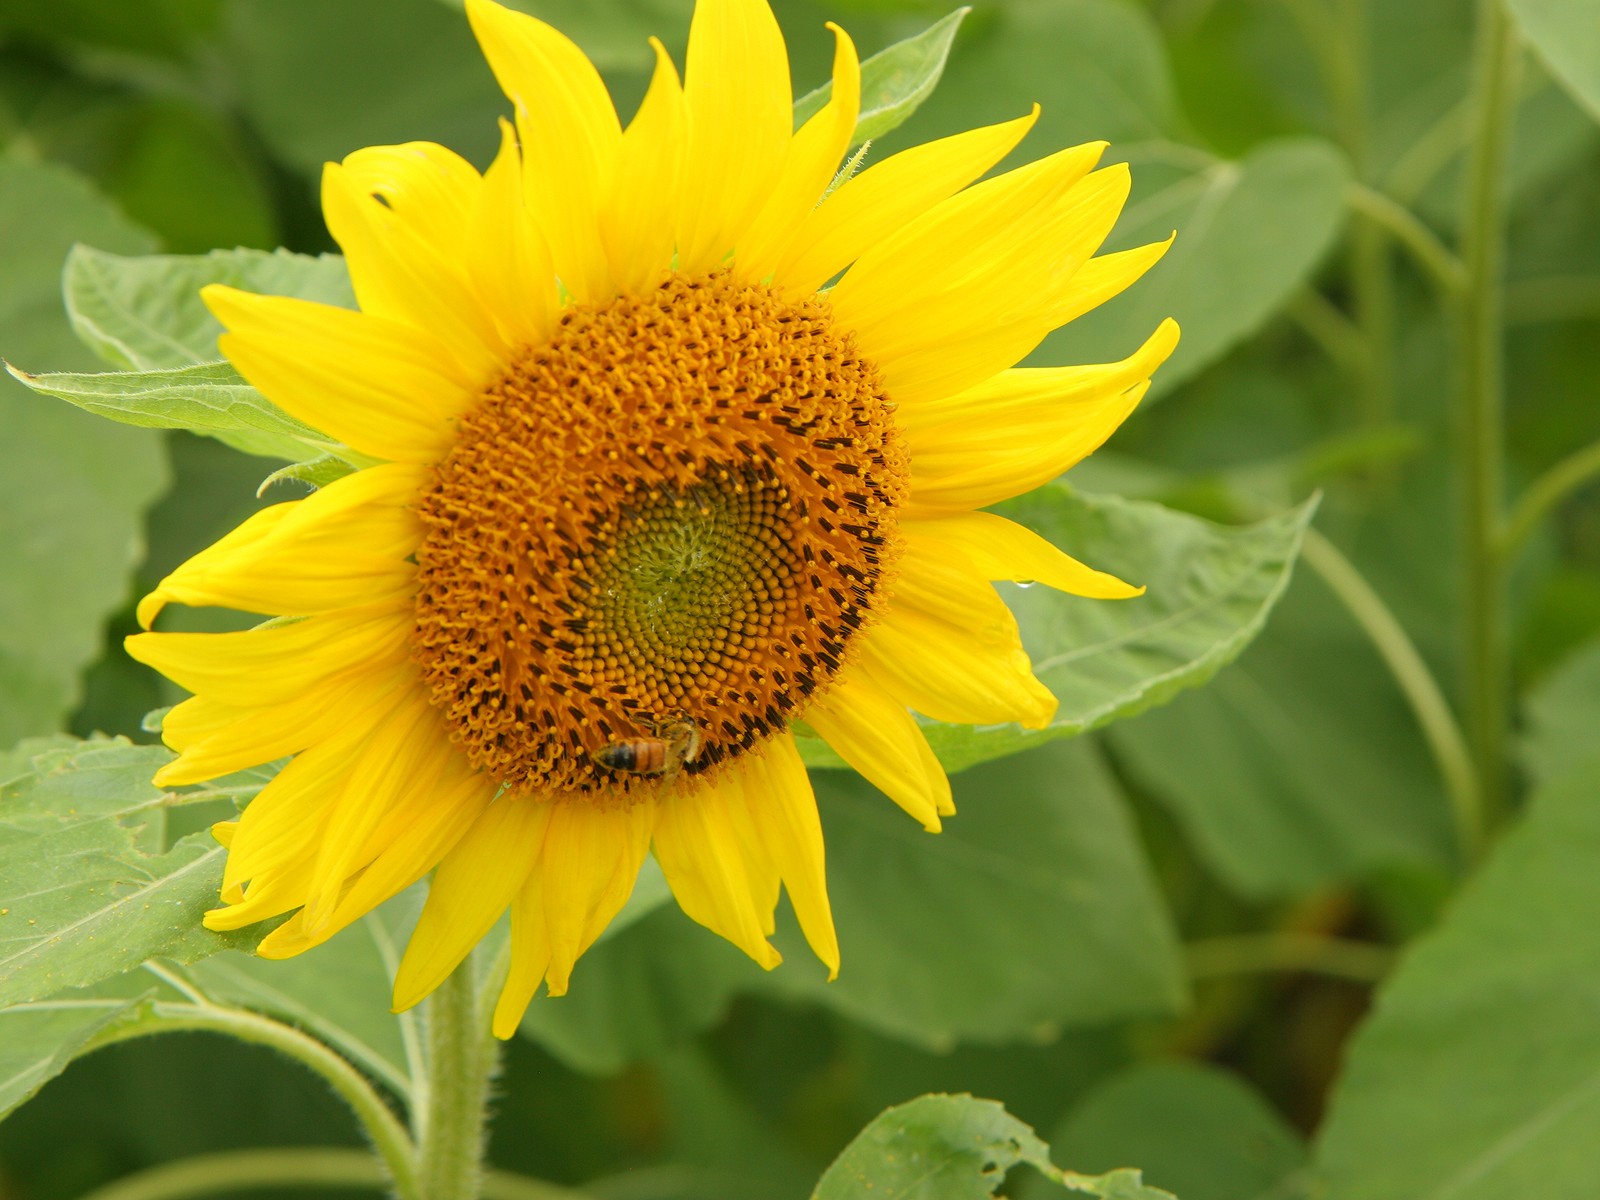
[
  {"xmin": 1457, "ymin": 0, "xmax": 1520, "ymax": 830},
  {"xmin": 416, "ymin": 961, "xmax": 501, "ymax": 1200}
]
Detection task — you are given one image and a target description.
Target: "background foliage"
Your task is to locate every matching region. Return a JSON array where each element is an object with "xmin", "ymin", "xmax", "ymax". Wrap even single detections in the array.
[{"xmin": 1, "ymin": 0, "xmax": 1598, "ymax": 1196}]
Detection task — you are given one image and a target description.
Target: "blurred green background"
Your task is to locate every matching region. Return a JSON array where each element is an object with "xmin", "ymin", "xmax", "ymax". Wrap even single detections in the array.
[{"xmin": 2, "ymin": 0, "xmax": 1599, "ymax": 1197}]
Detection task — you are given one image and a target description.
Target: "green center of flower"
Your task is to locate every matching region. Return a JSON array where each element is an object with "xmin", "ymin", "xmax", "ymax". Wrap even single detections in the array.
[{"xmin": 410, "ymin": 272, "xmax": 908, "ymax": 801}]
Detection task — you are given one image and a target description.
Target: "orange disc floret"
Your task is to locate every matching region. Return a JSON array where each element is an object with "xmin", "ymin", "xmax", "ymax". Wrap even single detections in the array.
[{"xmin": 411, "ymin": 270, "xmax": 908, "ymax": 799}]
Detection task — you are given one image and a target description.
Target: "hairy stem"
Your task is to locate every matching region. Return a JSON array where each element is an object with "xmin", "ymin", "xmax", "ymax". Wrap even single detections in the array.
[
  {"xmin": 75, "ymin": 1148, "xmax": 587, "ymax": 1200},
  {"xmin": 86, "ymin": 1002, "xmax": 418, "ymax": 1200},
  {"xmin": 415, "ymin": 963, "xmax": 501, "ymax": 1200},
  {"xmin": 1457, "ymin": 0, "xmax": 1520, "ymax": 827}
]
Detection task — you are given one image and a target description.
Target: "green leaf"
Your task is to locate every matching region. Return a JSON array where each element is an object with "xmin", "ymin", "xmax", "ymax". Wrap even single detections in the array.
[
  {"xmin": 0, "ymin": 158, "xmax": 168, "ymax": 743},
  {"xmin": 1106, "ymin": 570, "xmax": 1458, "ymax": 899},
  {"xmin": 802, "ymin": 489, "xmax": 1316, "ymax": 776},
  {"xmin": 0, "ymin": 994, "xmax": 151, "ymax": 1121},
  {"xmin": 0, "ymin": 737, "xmax": 264, "ymax": 1007},
  {"xmin": 12, "ymin": 246, "xmax": 362, "ymax": 465},
  {"xmin": 9, "ymin": 360, "xmax": 347, "ymax": 464},
  {"xmin": 763, "ymin": 740, "xmax": 1185, "ymax": 1047},
  {"xmin": 1043, "ymin": 139, "xmax": 1351, "ymax": 398},
  {"xmin": 64, "ymin": 245, "xmax": 354, "ymax": 372},
  {"xmin": 813, "ymin": 1093, "xmax": 1175, "ymax": 1200},
  {"xmin": 523, "ymin": 739, "xmax": 1184, "ymax": 1068},
  {"xmin": 793, "ymin": 8, "xmax": 969, "ymax": 146},
  {"xmin": 1311, "ymin": 759, "xmax": 1600, "ymax": 1200},
  {"xmin": 1506, "ymin": 0, "xmax": 1600, "ymax": 123},
  {"xmin": 1028, "ymin": 1063, "xmax": 1304, "ymax": 1200},
  {"xmin": 1521, "ymin": 634, "xmax": 1600, "ymax": 786}
]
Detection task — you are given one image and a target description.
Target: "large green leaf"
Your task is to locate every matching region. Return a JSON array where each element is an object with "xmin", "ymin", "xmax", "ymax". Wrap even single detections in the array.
[
  {"xmin": 1507, "ymin": 0, "xmax": 1600, "ymax": 123},
  {"xmin": 0, "ymin": 738, "xmax": 263, "ymax": 1007},
  {"xmin": 1026, "ymin": 1063, "xmax": 1305, "ymax": 1200},
  {"xmin": 0, "ymin": 158, "xmax": 167, "ymax": 744},
  {"xmin": 523, "ymin": 739, "xmax": 1183, "ymax": 1069},
  {"xmin": 1521, "ymin": 634, "xmax": 1600, "ymax": 787},
  {"xmin": 762, "ymin": 740, "xmax": 1185, "ymax": 1046},
  {"xmin": 814, "ymin": 1093, "xmax": 1175, "ymax": 1200},
  {"xmin": 1106, "ymin": 570, "xmax": 1458, "ymax": 899},
  {"xmin": 0, "ymin": 994, "xmax": 150, "ymax": 1122},
  {"xmin": 11, "ymin": 246, "xmax": 360, "ymax": 465},
  {"xmin": 64, "ymin": 245, "xmax": 353, "ymax": 371},
  {"xmin": 793, "ymin": 8, "xmax": 968, "ymax": 146},
  {"xmin": 801, "ymin": 489, "xmax": 1315, "ymax": 775},
  {"xmin": 1311, "ymin": 759, "xmax": 1600, "ymax": 1200}
]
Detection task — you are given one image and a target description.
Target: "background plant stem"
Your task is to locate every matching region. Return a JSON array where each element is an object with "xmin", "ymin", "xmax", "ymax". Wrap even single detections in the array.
[{"xmin": 1458, "ymin": 0, "xmax": 1520, "ymax": 828}]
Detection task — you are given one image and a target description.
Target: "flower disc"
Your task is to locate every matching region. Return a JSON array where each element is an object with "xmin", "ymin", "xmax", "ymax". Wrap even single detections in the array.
[{"xmin": 412, "ymin": 271, "xmax": 908, "ymax": 798}]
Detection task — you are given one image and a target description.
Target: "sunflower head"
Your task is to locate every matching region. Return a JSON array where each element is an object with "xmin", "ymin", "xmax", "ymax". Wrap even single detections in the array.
[{"xmin": 126, "ymin": 0, "xmax": 1178, "ymax": 1037}]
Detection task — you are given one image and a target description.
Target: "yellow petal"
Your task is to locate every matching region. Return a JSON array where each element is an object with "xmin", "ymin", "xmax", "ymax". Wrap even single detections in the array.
[
  {"xmin": 302, "ymin": 692, "xmax": 448, "ymax": 930},
  {"xmin": 832, "ymin": 153, "xmax": 1132, "ymax": 407},
  {"xmin": 677, "ymin": 0, "xmax": 792, "ymax": 273},
  {"xmin": 539, "ymin": 799, "xmax": 658, "ymax": 995},
  {"xmin": 654, "ymin": 773, "xmax": 783, "ymax": 970},
  {"xmin": 773, "ymin": 108, "xmax": 1038, "ymax": 296},
  {"xmin": 901, "ymin": 317, "xmax": 1177, "ymax": 515},
  {"xmin": 466, "ymin": 0, "xmax": 620, "ymax": 304},
  {"xmin": 1050, "ymin": 236, "xmax": 1175, "ymax": 326},
  {"xmin": 737, "ymin": 23, "xmax": 860, "ymax": 280},
  {"xmin": 735, "ymin": 734, "xmax": 838, "ymax": 977},
  {"xmin": 254, "ymin": 749, "xmax": 494, "ymax": 959},
  {"xmin": 469, "ymin": 118, "xmax": 560, "ymax": 348},
  {"xmin": 599, "ymin": 39, "xmax": 687, "ymax": 296},
  {"xmin": 321, "ymin": 148, "xmax": 503, "ymax": 382},
  {"xmin": 806, "ymin": 668, "xmax": 949, "ymax": 832},
  {"xmin": 493, "ymin": 870, "xmax": 553, "ymax": 1038},
  {"xmin": 126, "ymin": 601, "xmax": 412, "ymax": 708},
  {"xmin": 863, "ymin": 539, "xmax": 1057, "ymax": 729},
  {"xmin": 203, "ymin": 288, "xmax": 471, "ymax": 463},
  {"xmin": 137, "ymin": 464, "xmax": 424, "ymax": 626},
  {"xmin": 903, "ymin": 511, "xmax": 1141, "ymax": 600},
  {"xmin": 392, "ymin": 796, "xmax": 555, "ymax": 1011}
]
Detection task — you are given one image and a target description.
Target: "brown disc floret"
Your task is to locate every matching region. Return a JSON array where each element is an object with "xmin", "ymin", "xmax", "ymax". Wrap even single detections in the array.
[{"xmin": 411, "ymin": 272, "xmax": 908, "ymax": 801}]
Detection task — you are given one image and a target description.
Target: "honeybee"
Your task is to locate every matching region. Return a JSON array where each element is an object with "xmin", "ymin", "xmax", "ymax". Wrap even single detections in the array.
[{"xmin": 594, "ymin": 716, "xmax": 703, "ymax": 781}]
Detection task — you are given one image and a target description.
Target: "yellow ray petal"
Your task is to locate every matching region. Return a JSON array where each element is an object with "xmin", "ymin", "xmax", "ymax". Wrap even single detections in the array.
[
  {"xmin": 773, "ymin": 108, "xmax": 1038, "ymax": 296},
  {"xmin": 321, "ymin": 147, "xmax": 504, "ymax": 382},
  {"xmin": 677, "ymin": 0, "xmax": 792, "ymax": 274},
  {"xmin": 126, "ymin": 602, "xmax": 412, "ymax": 709},
  {"xmin": 904, "ymin": 511, "xmax": 1142, "ymax": 600},
  {"xmin": 600, "ymin": 39, "xmax": 687, "ymax": 296},
  {"xmin": 831, "ymin": 154, "xmax": 1133, "ymax": 406},
  {"xmin": 493, "ymin": 871, "xmax": 553, "ymax": 1038},
  {"xmin": 654, "ymin": 774, "xmax": 783, "ymax": 970},
  {"xmin": 154, "ymin": 663, "xmax": 414, "ymax": 787},
  {"xmin": 900, "ymin": 319, "xmax": 1177, "ymax": 515},
  {"xmin": 806, "ymin": 669, "xmax": 948, "ymax": 832},
  {"xmin": 539, "ymin": 799, "xmax": 658, "ymax": 995},
  {"xmin": 864, "ymin": 540, "xmax": 1057, "ymax": 729},
  {"xmin": 1050, "ymin": 236, "xmax": 1175, "ymax": 326},
  {"xmin": 203, "ymin": 288, "xmax": 472, "ymax": 463},
  {"xmin": 737, "ymin": 23, "xmax": 860, "ymax": 280},
  {"xmin": 466, "ymin": 0, "xmax": 620, "ymax": 305},
  {"xmin": 254, "ymin": 750, "xmax": 495, "ymax": 959},
  {"xmin": 302, "ymin": 692, "xmax": 448, "ymax": 930},
  {"xmin": 735, "ymin": 734, "xmax": 838, "ymax": 977},
  {"xmin": 137, "ymin": 464, "xmax": 425, "ymax": 627},
  {"xmin": 471, "ymin": 119, "xmax": 561, "ymax": 349},
  {"xmin": 392, "ymin": 796, "xmax": 555, "ymax": 1011}
]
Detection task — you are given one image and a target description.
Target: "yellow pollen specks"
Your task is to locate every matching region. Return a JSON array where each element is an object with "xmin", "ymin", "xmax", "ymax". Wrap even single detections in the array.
[{"xmin": 411, "ymin": 271, "xmax": 908, "ymax": 800}]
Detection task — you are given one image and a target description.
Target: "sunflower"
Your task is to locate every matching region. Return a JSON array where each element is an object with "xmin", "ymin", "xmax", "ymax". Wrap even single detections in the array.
[{"xmin": 127, "ymin": 0, "xmax": 1178, "ymax": 1037}]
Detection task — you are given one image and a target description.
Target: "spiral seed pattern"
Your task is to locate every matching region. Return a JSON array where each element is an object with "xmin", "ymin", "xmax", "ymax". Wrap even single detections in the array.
[{"xmin": 411, "ymin": 272, "xmax": 907, "ymax": 800}]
